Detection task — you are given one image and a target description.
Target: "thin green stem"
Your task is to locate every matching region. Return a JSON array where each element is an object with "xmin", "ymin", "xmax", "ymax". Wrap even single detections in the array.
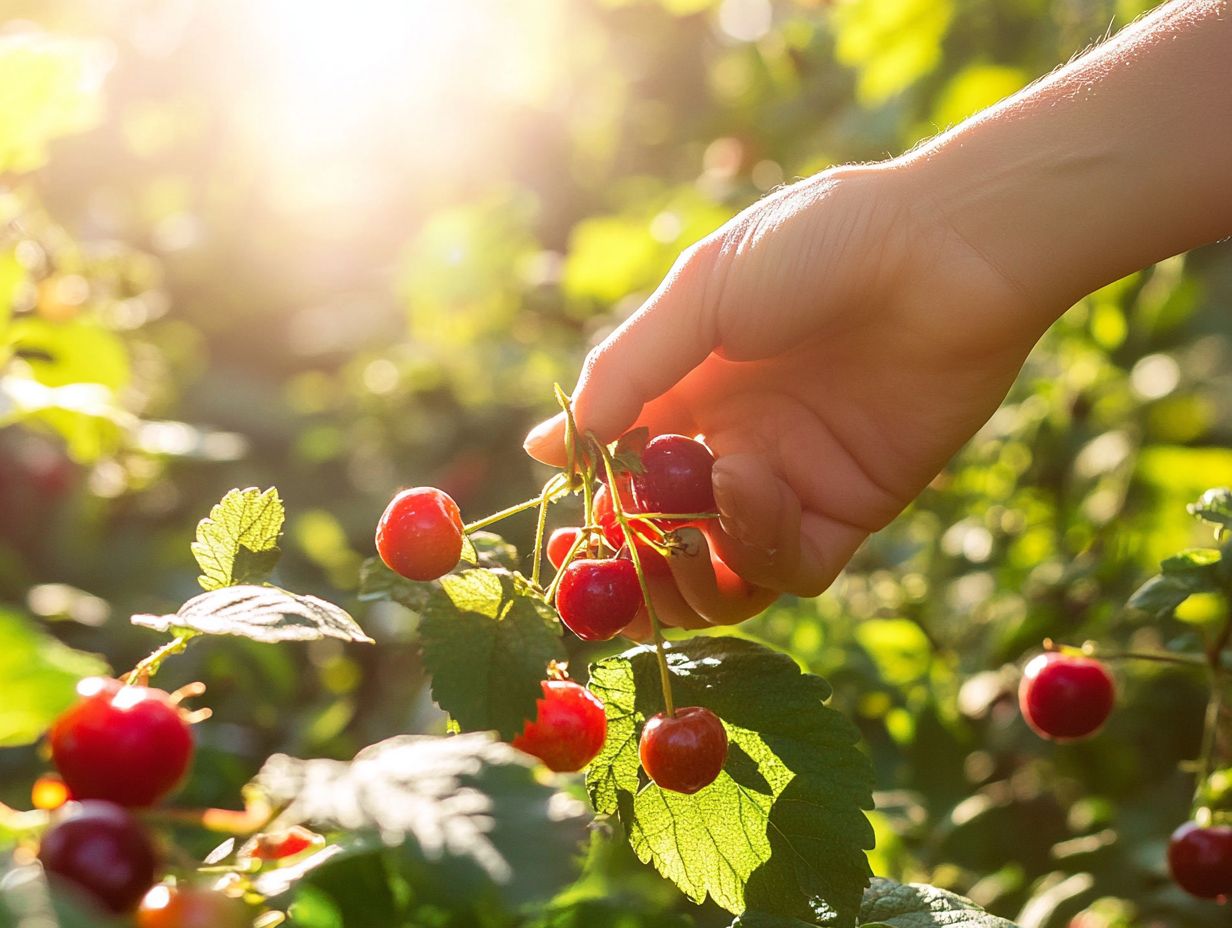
[
  {"xmin": 1194, "ymin": 614, "xmax": 1232, "ymax": 808},
  {"xmin": 530, "ymin": 474, "xmax": 560, "ymax": 589},
  {"xmin": 1046, "ymin": 639, "xmax": 1208, "ymax": 668},
  {"xmin": 463, "ymin": 479, "xmax": 568, "ymax": 534},
  {"xmin": 593, "ymin": 433, "xmax": 675, "ymax": 717},
  {"xmin": 629, "ymin": 512, "xmax": 720, "ymax": 523},
  {"xmin": 543, "ymin": 528, "xmax": 592, "ymax": 603},
  {"xmin": 124, "ymin": 632, "xmax": 196, "ymax": 684}
]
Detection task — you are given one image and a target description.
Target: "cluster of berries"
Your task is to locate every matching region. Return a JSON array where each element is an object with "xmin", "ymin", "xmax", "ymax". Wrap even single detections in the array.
[
  {"xmin": 375, "ymin": 434, "xmax": 731, "ymax": 795},
  {"xmin": 33, "ymin": 677, "xmax": 311, "ymax": 921},
  {"xmin": 1020, "ymin": 653, "xmax": 1232, "ymax": 901}
]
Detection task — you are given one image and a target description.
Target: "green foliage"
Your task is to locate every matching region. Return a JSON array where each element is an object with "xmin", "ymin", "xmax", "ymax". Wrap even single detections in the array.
[
  {"xmin": 192, "ymin": 487, "xmax": 285, "ymax": 591},
  {"xmin": 0, "ymin": 607, "xmax": 106, "ymax": 746},
  {"xmin": 132, "ymin": 584, "xmax": 371, "ymax": 644},
  {"xmin": 420, "ymin": 569, "xmax": 565, "ymax": 740},
  {"xmin": 251, "ymin": 733, "xmax": 589, "ymax": 911},
  {"xmin": 856, "ymin": 879, "xmax": 1019, "ymax": 927},
  {"xmin": 587, "ymin": 638, "xmax": 874, "ymax": 926}
]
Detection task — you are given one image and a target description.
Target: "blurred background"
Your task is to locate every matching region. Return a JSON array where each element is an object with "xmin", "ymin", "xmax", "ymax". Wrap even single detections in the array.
[{"xmin": 2, "ymin": 1, "xmax": 1231, "ymax": 925}]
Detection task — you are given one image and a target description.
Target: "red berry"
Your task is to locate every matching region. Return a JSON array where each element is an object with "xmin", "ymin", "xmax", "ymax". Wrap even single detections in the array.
[
  {"xmin": 1168, "ymin": 821, "xmax": 1232, "ymax": 900},
  {"xmin": 556, "ymin": 558, "xmax": 643, "ymax": 641},
  {"xmin": 1018, "ymin": 653, "xmax": 1114, "ymax": 741},
  {"xmin": 375, "ymin": 487, "xmax": 464, "ymax": 581},
  {"xmin": 50, "ymin": 677, "xmax": 194, "ymax": 808},
  {"xmin": 137, "ymin": 884, "xmax": 249, "ymax": 928},
  {"xmin": 631, "ymin": 434, "xmax": 716, "ymax": 526},
  {"xmin": 511, "ymin": 679, "xmax": 608, "ymax": 772},
  {"xmin": 547, "ymin": 527, "xmax": 582, "ymax": 570},
  {"xmin": 594, "ymin": 480, "xmax": 670, "ymax": 576},
  {"xmin": 639, "ymin": 706, "xmax": 728, "ymax": 794},
  {"xmin": 243, "ymin": 825, "xmax": 323, "ymax": 862},
  {"xmin": 39, "ymin": 801, "xmax": 157, "ymax": 914}
]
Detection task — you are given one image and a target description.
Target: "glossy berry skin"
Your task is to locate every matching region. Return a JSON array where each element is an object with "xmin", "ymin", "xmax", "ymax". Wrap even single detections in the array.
[
  {"xmin": 547, "ymin": 527, "xmax": 582, "ymax": 570},
  {"xmin": 1168, "ymin": 821, "xmax": 1232, "ymax": 900},
  {"xmin": 39, "ymin": 801, "xmax": 157, "ymax": 914},
  {"xmin": 50, "ymin": 677, "xmax": 194, "ymax": 807},
  {"xmin": 640, "ymin": 706, "xmax": 728, "ymax": 794},
  {"xmin": 594, "ymin": 480, "xmax": 669, "ymax": 576},
  {"xmin": 137, "ymin": 885, "xmax": 249, "ymax": 928},
  {"xmin": 556, "ymin": 558, "xmax": 643, "ymax": 641},
  {"xmin": 1018, "ymin": 653, "xmax": 1115, "ymax": 741},
  {"xmin": 511, "ymin": 680, "xmax": 608, "ymax": 772},
  {"xmin": 244, "ymin": 825, "xmax": 323, "ymax": 861},
  {"xmin": 631, "ymin": 434, "xmax": 716, "ymax": 526},
  {"xmin": 376, "ymin": 487, "xmax": 464, "ymax": 581}
]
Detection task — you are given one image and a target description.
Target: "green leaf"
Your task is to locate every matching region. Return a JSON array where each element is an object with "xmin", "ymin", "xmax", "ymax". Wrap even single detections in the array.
[
  {"xmin": 857, "ymin": 878, "xmax": 1020, "ymax": 927},
  {"xmin": 586, "ymin": 638, "xmax": 874, "ymax": 925},
  {"xmin": 250, "ymin": 732, "xmax": 589, "ymax": 907},
  {"xmin": 468, "ymin": 531, "xmax": 521, "ymax": 569},
  {"xmin": 191, "ymin": 487, "xmax": 284, "ymax": 591},
  {"xmin": 358, "ymin": 557, "xmax": 432, "ymax": 612},
  {"xmin": 1129, "ymin": 548, "xmax": 1224, "ymax": 616},
  {"xmin": 419, "ymin": 569, "xmax": 565, "ymax": 740},
  {"xmin": 132, "ymin": 585, "xmax": 372, "ymax": 644},
  {"xmin": 1189, "ymin": 488, "xmax": 1232, "ymax": 536},
  {"xmin": 0, "ymin": 607, "xmax": 107, "ymax": 747},
  {"xmin": 612, "ymin": 427, "xmax": 649, "ymax": 476},
  {"xmin": 0, "ymin": 34, "xmax": 108, "ymax": 174}
]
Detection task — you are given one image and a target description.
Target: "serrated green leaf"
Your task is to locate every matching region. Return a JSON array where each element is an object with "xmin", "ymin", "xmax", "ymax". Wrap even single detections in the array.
[
  {"xmin": 192, "ymin": 487, "xmax": 284, "ymax": 591},
  {"xmin": 1127, "ymin": 565, "xmax": 1217, "ymax": 616},
  {"xmin": 419, "ymin": 569, "xmax": 565, "ymax": 739},
  {"xmin": 251, "ymin": 732, "xmax": 588, "ymax": 907},
  {"xmin": 857, "ymin": 878, "xmax": 1019, "ymax": 927},
  {"xmin": 1189, "ymin": 488, "xmax": 1232, "ymax": 535},
  {"xmin": 468, "ymin": 531, "xmax": 521, "ymax": 568},
  {"xmin": 0, "ymin": 608, "xmax": 108, "ymax": 747},
  {"xmin": 132, "ymin": 585, "xmax": 372, "ymax": 644},
  {"xmin": 358, "ymin": 557, "xmax": 432, "ymax": 612},
  {"xmin": 612, "ymin": 427, "xmax": 649, "ymax": 476},
  {"xmin": 586, "ymin": 638, "xmax": 874, "ymax": 925}
]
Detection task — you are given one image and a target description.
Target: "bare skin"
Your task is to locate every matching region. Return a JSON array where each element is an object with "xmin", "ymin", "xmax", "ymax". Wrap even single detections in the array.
[{"xmin": 526, "ymin": 0, "xmax": 1232, "ymax": 630}]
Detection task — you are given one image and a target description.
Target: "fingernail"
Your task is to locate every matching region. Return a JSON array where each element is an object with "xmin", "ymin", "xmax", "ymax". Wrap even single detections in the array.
[{"xmin": 523, "ymin": 412, "xmax": 564, "ymax": 453}]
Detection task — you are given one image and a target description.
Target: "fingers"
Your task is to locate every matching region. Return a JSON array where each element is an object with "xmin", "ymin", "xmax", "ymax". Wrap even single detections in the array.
[
  {"xmin": 524, "ymin": 244, "xmax": 719, "ymax": 464},
  {"xmin": 707, "ymin": 451, "xmax": 866, "ymax": 597},
  {"xmin": 666, "ymin": 527, "xmax": 778, "ymax": 625}
]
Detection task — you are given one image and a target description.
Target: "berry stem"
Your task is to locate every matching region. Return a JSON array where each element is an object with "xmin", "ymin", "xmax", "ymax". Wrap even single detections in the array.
[
  {"xmin": 543, "ymin": 528, "xmax": 590, "ymax": 603},
  {"xmin": 462, "ymin": 476, "xmax": 569, "ymax": 534},
  {"xmin": 592, "ymin": 432, "xmax": 676, "ymax": 718},
  {"xmin": 1045, "ymin": 638, "xmax": 1208, "ymax": 668},
  {"xmin": 530, "ymin": 473, "xmax": 562, "ymax": 588},
  {"xmin": 629, "ymin": 512, "xmax": 720, "ymax": 523},
  {"xmin": 124, "ymin": 632, "xmax": 197, "ymax": 684},
  {"xmin": 1194, "ymin": 614, "xmax": 1231, "ymax": 808}
]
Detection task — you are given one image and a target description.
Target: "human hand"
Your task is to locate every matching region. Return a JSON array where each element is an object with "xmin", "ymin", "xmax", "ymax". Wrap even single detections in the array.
[{"xmin": 525, "ymin": 162, "xmax": 1055, "ymax": 630}]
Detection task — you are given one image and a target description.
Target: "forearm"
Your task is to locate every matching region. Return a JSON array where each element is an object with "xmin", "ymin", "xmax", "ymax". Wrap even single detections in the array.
[{"xmin": 899, "ymin": 0, "xmax": 1232, "ymax": 319}]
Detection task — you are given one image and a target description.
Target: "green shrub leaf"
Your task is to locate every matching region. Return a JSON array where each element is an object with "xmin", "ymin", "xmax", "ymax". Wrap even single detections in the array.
[
  {"xmin": 250, "ymin": 732, "xmax": 588, "ymax": 907},
  {"xmin": 586, "ymin": 637, "xmax": 874, "ymax": 926},
  {"xmin": 132, "ymin": 585, "xmax": 372, "ymax": 644},
  {"xmin": 856, "ymin": 878, "xmax": 1019, "ymax": 927},
  {"xmin": 0, "ymin": 608, "xmax": 107, "ymax": 747},
  {"xmin": 420, "ymin": 568, "xmax": 565, "ymax": 739},
  {"xmin": 192, "ymin": 487, "xmax": 284, "ymax": 591}
]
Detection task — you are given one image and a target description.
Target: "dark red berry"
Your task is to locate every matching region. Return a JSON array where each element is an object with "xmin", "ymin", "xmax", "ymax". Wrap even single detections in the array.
[
  {"xmin": 137, "ymin": 884, "xmax": 249, "ymax": 928},
  {"xmin": 1168, "ymin": 821, "xmax": 1232, "ymax": 900},
  {"xmin": 631, "ymin": 434, "xmax": 716, "ymax": 526},
  {"xmin": 556, "ymin": 558, "xmax": 642, "ymax": 641},
  {"xmin": 594, "ymin": 480, "xmax": 669, "ymax": 575},
  {"xmin": 639, "ymin": 706, "xmax": 727, "ymax": 794},
  {"xmin": 50, "ymin": 677, "xmax": 194, "ymax": 808},
  {"xmin": 376, "ymin": 487, "xmax": 464, "ymax": 581},
  {"xmin": 39, "ymin": 801, "xmax": 157, "ymax": 914},
  {"xmin": 1018, "ymin": 653, "xmax": 1114, "ymax": 741},
  {"xmin": 511, "ymin": 679, "xmax": 608, "ymax": 772},
  {"xmin": 547, "ymin": 527, "xmax": 582, "ymax": 570}
]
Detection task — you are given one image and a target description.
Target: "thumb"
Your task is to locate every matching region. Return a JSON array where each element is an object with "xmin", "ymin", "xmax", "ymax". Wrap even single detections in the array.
[{"xmin": 524, "ymin": 243, "xmax": 719, "ymax": 465}]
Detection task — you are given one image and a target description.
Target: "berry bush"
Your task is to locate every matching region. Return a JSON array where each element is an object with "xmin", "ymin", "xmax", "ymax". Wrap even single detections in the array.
[{"xmin": 3, "ymin": 4, "xmax": 1232, "ymax": 928}]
